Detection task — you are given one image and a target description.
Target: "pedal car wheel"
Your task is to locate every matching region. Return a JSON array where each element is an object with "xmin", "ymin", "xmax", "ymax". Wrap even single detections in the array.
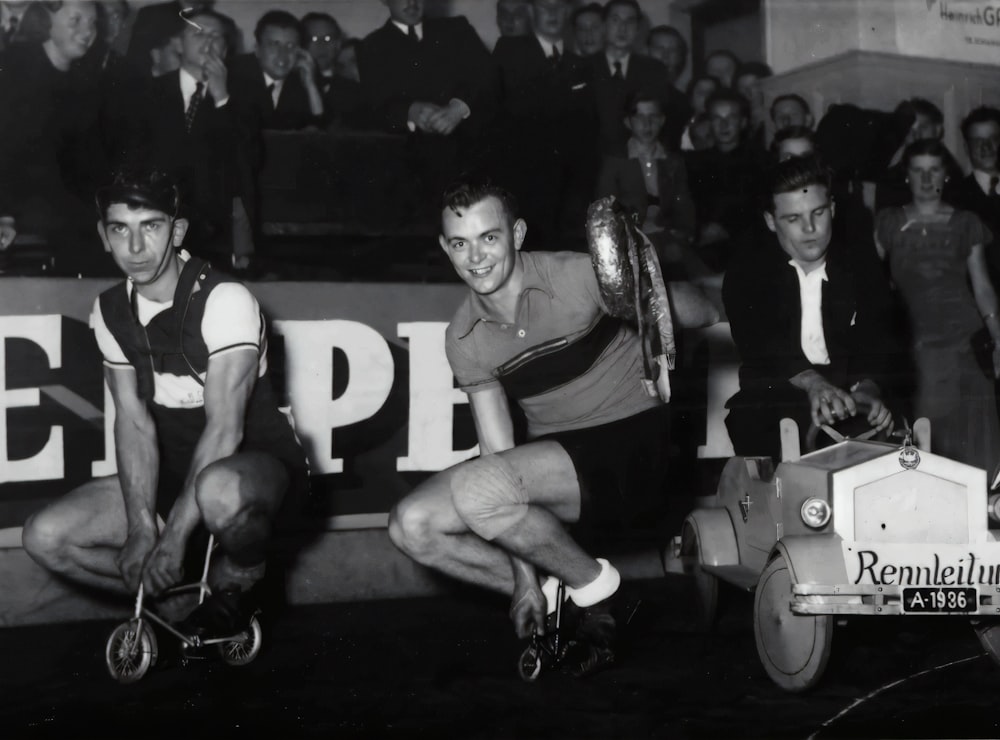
[
  {"xmin": 218, "ymin": 614, "xmax": 263, "ymax": 666},
  {"xmin": 973, "ymin": 620, "xmax": 1000, "ymax": 668},
  {"xmin": 754, "ymin": 555, "xmax": 832, "ymax": 692},
  {"xmin": 517, "ymin": 645, "xmax": 543, "ymax": 682},
  {"xmin": 105, "ymin": 620, "xmax": 157, "ymax": 684},
  {"xmin": 681, "ymin": 522, "xmax": 719, "ymax": 630}
]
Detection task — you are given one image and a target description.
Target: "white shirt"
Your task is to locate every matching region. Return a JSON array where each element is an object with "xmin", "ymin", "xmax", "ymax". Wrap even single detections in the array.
[
  {"xmin": 790, "ymin": 260, "xmax": 831, "ymax": 366},
  {"xmin": 180, "ymin": 67, "xmax": 228, "ymax": 109},
  {"xmin": 605, "ymin": 52, "xmax": 630, "ymax": 78},
  {"xmin": 535, "ymin": 35, "xmax": 563, "ymax": 59},
  {"xmin": 627, "ymin": 137, "xmax": 667, "ymax": 198},
  {"xmin": 263, "ymin": 72, "xmax": 283, "ymax": 107},
  {"xmin": 391, "ymin": 19, "xmax": 423, "ymax": 41},
  {"xmin": 973, "ymin": 169, "xmax": 1000, "ymax": 196}
]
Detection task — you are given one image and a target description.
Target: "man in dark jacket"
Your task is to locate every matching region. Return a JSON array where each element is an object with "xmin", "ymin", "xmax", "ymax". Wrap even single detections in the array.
[{"xmin": 723, "ymin": 155, "xmax": 895, "ymax": 460}]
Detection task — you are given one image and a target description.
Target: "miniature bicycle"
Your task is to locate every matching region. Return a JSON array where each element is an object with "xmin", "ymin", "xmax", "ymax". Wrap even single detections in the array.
[{"xmin": 104, "ymin": 534, "xmax": 263, "ymax": 683}]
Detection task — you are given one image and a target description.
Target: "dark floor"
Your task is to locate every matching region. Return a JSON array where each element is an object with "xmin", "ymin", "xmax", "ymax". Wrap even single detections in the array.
[{"xmin": 3, "ymin": 573, "xmax": 1000, "ymax": 740}]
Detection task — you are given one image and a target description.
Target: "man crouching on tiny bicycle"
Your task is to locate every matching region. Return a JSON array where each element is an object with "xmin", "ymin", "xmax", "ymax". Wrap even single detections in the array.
[
  {"xmin": 22, "ymin": 166, "xmax": 308, "ymax": 638},
  {"xmin": 389, "ymin": 180, "xmax": 719, "ymax": 676}
]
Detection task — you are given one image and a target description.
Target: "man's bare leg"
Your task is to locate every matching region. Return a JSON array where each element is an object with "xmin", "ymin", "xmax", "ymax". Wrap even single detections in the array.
[{"xmin": 21, "ymin": 476, "xmax": 131, "ymax": 594}]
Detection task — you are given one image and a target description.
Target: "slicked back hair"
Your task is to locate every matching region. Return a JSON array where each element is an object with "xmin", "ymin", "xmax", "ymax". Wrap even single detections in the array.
[
  {"xmin": 442, "ymin": 181, "xmax": 519, "ymax": 225},
  {"xmin": 762, "ymin": 154, "xmax": 832, "ymax": 213}
]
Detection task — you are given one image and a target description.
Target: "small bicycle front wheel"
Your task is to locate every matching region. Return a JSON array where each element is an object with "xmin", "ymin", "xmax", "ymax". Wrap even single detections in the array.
[
  {"xmin": 218, "ymin": 614, "xmax": 263, "ymax": 666},
  {"xmin": 105, "ymin": 620, "xmax": 158, "ymax": 683}
]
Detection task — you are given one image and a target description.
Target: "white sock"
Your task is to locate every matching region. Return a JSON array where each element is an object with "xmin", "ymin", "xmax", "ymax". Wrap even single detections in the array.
[{"xmin": 566, "ymin": 558, "xmax": 621, "ymax": 608}]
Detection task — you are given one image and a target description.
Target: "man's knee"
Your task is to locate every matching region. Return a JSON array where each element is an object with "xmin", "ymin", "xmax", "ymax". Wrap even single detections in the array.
[
  {"xmin": 388, "ymin": 495, "xmax": 440, "ymax": 559},
  {"xmin": 22, "ymin": 509, "xmax": 68, "ymax": 569},
  {"xmin": 451, "ymin": 455, "xmax": 529, "ymax": 541},
  {"xmin": 195, "ymin": 461, "xmax": 245, "ymax": 530}
]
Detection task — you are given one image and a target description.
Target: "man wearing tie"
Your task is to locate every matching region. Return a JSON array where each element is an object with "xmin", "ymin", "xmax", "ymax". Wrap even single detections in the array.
[
  {"xmin": 357, "ymin": 0, "xmax": 498, "ymax": 219},
  {"xmin": 229, "ymin": 10, "xmax": 324, "ymax": 132},
  {"xmin": 492, "ymin": 0, "xmax": 598, "ymax": 250},
  {"xmin": 113, "ymin": 8, "xmax": 253, "ymax": 268},
  {"xmin": 0, "ymin": 1, "xmax": 28, "ymax": 51},
  {"xmin": 590, "ymin": 0, "xmax": 671, "ymax": 157}
]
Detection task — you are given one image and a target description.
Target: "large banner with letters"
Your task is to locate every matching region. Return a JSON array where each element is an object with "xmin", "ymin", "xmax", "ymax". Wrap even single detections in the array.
[{"xmin": 0, "ymin": 278, "xmax": 477, "ymax": 531}]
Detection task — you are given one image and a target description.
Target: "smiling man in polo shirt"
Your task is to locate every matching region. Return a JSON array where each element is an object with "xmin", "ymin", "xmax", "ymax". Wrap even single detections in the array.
[{"xmin": 388, "ymin": 180, "xmax": 717, "ymax": 676}]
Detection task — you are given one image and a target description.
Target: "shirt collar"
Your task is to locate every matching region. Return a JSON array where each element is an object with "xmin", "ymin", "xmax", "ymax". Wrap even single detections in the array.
[
  {"xmin": 788, "ymin": 258, "xmax": 828, "ymax": 282},
  {"xmin": 535, "ymin": 34, "xmax": 562, "ymax": 58},
  {"xmin": 391, "ymin": 19, "xmax": 423, "ymax": 39},
  {"xmin": 973, "ymin": 169, "xmax": 1000, "ymax": 195},
  {"xmin": 263, "ymin": 71, "xmax": 283, "ymax": 89},
  {"xmin": 606, "ymin": 52, "xmax": 629, "ymax": 76},
  {"xmin": 453, "ymin": 254, "xmax": 554, "ymax": 339},
  {"xmin": 627, "ymin": 137, "xmax": 666, "ymax": 161},
  {"xmin": 179, "ymin": 67, "xmax": 202, "ymax": 102}
]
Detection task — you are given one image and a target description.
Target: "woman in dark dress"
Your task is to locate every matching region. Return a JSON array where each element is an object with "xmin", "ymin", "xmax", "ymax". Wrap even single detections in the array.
[
  {"xmin": 0, "ymin": 1, "xmax": 103, "ymax": 273},
  {"xmin": 874, "ymin": 138, "xmax": 1000, "ymax": 471}
]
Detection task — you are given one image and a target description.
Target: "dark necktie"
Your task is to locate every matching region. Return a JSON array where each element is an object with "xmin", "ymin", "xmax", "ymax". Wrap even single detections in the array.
[
  {"xmin": 550, "ymin": 45, "xmax": 561, "ymax": 65},
  {"xmin": 407, "ymin": 24, "xmax": 418, "ymax": 41},
  {"xmin": 6, "ymin": 15, "xmax": 17, "ymax": 42},
  {"xmin": 613, "ymin": 60, "xmax": 624, "ymax": 80},
  {"xmin": 267, "ymin": 82, "xmax": 277, "ymax": 109},
  {"xmin": 990, "ymin": 175, "xmax": 999, "ymax": 197},
  {"xmin": 184, "ymin": 82, "xmax": 204, "ymax": 133}
]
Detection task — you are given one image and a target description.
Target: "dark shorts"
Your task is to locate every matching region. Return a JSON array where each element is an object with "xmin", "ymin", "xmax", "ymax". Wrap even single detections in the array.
[{"xmin": 533, "ymin": 405, "xmax": 671, "ymax": 538}]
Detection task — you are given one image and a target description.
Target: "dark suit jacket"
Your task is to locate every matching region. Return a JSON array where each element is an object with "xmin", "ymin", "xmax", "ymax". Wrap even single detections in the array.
[
  {"xmin": 596, "ymin": 152, "xmax": 695, "ymax": 238},
  {"xmin": 316, "ymin": 73, "xmax": 363, "ymax": 129},
  {"xmin": 723, "ymin": 237, "xmax": 896, "ymax": 411},
  {"xmin": 229, "ymin": 54, "xmax": 321, "ymax": 132},
  {"xmin": 590, "ymin": 53, "xmax": 671, "ymax": 156},
  {"xmin": 112, "ymin": 70, "xmax": 251, "ymax": 250},
  {"xmin": 661, "ymin": 83, "xmax": 691, "ymax": 151},
  {"xmin": 952, "ymin": 172, "xmax": 1000, "ymax": 282},
  {"xmin": 357, "ymin": 17, "xmax": 497, "ymax": 137}
]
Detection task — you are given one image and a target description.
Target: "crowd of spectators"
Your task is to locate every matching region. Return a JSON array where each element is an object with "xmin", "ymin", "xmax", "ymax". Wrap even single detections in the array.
[{"xmin": 1, "ymin": 0, "xmax": 999, "ymax": 473}]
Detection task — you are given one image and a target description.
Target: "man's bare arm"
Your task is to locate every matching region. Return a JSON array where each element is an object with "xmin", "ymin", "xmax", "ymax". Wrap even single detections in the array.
[{"xmin": 106, "ymin": 366, "xmax": 160, "ymax": 591}]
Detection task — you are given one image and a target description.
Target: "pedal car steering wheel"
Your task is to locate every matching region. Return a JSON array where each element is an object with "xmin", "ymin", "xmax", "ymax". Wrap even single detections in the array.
[{"xmin": 803, "ymin": 399, "xmax": 882, "ymax": 453}]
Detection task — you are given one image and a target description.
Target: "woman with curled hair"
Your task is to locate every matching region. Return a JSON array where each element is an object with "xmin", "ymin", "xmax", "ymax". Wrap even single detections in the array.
[
  {"xmin": 0, "ymin": 1, "xmax": 105, "ymax": 273},
  {"xmin": 874, "ymin": 137, "xmax": 1000, "ymax": 470}
]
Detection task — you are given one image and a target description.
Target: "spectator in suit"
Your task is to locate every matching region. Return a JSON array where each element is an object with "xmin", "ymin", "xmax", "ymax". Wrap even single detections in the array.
[
  {"xmin": 645, "ymin": 25, "xmax": 692, "ymax": 149},
  {"xmin": 0, "ymin": 0, "xmax": 107, "ymax": 274},
  {"xmin": 493, "ymin": 0, "xmax": 598, "ymax": 250},
  {"xmin": 703, "ymin": 49, "xmax": 738, "ymax": 88},
  {"xmin": 496, "ymin": 0, "xmax": 531, "ymax": 39},
  {"xmin": 953, "ymin": 106, "xmax": 1000, "ymax": 282},
  {"xmin": 229, "ymin": 10, "xmax": 324, "ymax": 132},
  {"xmin": 685, "ymin": 88, "xmax": 767, "ymax": 271},
  {"xmin": 571, "ymin": 2, "xmax": 603, "ymax": 57},
  {"xmin": 302, "ymin": 11, "xmax": 361, "ymax": 129},
  {"xmin": 357, "ymin": 0, "xmax": 498, "ymax": 219},
  {"xmin": 771, "ymin": 93, "xmax": 813, "ymax": 134},
  {"xmin": 113, "ymin": 7, "xmax": 254, "ymax": 269},
  {"xmin": 591, "ymin": 0, "xmax": 671, "ymax": 156},
  {"xmin": 122, "ymin": 1, "xmax": 185, "ymax": 78},
  {"xmin": 596, "ymin": 92, "xmax": 695, "ymax": 241},
  {"xmin": 82, "ymin": 0, "xmax": 127, "ymax": 73}
]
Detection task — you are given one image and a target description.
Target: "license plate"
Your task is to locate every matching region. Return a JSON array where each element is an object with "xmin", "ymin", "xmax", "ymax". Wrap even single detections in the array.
[{"xmin": 902, "ymin": 587, "xmax": 978, "ymax": 613}]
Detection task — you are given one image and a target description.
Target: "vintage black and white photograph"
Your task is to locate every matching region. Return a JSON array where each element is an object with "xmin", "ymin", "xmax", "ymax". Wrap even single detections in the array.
[{"xmin": 1, "ymin": 0, "xmax": 1000, "ymax": 737}]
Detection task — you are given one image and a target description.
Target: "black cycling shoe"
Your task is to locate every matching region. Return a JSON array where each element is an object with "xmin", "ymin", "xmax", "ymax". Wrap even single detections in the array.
[
  {"xmin": 561, "ymin": 593, "xmax": 621, "ymax": 678},
  {"xmin": 176, "ymin": 586, "xmax": 260, "ymax": 640}
]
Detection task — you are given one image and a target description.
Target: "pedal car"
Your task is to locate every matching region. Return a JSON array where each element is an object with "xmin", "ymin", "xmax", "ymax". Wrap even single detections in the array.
[{"xmin": 670, "ymin": 418, "xmax": 1000, "ymax": 692}]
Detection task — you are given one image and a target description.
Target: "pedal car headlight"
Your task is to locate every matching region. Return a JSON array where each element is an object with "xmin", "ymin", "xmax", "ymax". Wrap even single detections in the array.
[{"xmin": 800, "ymin": 497, "xmax": 831, "ymax": 529}]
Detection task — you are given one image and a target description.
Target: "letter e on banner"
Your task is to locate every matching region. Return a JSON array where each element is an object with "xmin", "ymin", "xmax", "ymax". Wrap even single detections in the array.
[
  {"xmin": 397, "ymin": 322, "xmax": 477, "ymax": 471},
  {"xmin": 274, "ymin": 320, "xmax": 393, "ymax": 474},
  {"xmin": 0, "ymin": 316, "xmax": 64, "ymax": 482}
]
